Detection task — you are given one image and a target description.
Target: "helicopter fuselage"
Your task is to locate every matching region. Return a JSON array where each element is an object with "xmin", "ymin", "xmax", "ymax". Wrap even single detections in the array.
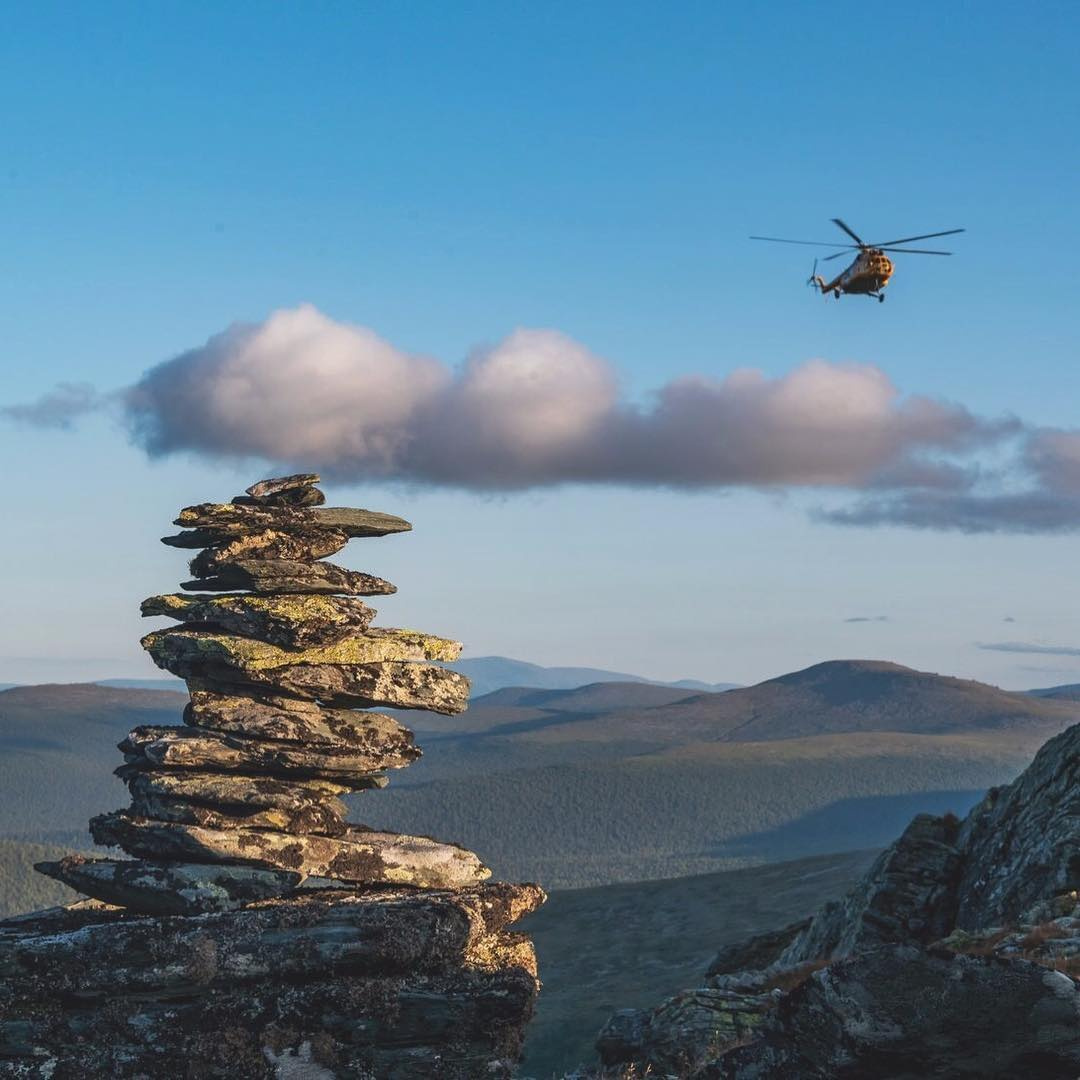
[{"xmin": 812, "ymin": 248, "xmax": 894, "ymax": 299}]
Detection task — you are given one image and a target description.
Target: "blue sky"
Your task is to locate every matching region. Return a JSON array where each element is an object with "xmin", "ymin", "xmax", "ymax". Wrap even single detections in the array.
[{"xmin": 2, "ymin": 2, "xmax": 1079, "ymax": 686}]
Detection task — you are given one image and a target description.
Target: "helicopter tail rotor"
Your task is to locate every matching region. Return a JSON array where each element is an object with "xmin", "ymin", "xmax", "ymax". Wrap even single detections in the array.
[{"xmin": 806, "ymin": 259, "xmax": 826, "ymax": 292}]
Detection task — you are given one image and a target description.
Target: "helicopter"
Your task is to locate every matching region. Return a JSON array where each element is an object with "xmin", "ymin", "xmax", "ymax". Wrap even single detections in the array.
[{"xmin": 750, "ymin": 218, "xmax": 964, "ymax": 302}]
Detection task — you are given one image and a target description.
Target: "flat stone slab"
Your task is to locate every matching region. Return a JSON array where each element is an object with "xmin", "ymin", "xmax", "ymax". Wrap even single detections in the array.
[
  {"xmin": 187, "ymin": 660, "xmax": 470, "ymax": 713},
  {"xmin": 174, "ymin": 503, "xmax": 412, "ymax": 538},
  {"xmin": 90, "ymin": 812, "xmax": 491, "ymax": 887},
  {"xmin": 123, "ymin": 768, "xmax": 355, "ymax": 815},
  {"xmin": 234, "ymin": 484, "xmax": 324, "ymax": 507},
  {"xmin": 181, "ymin": 558, "xmax": 397, "ymax": 595},
  {"xmin": 142, "ymin": 627, "xmax": 462, "ymax": 680},
  {"xmin": 141, "ymin": 593, "xmax": 377, "ymax": 648},
  {"xmin": 245, "ymin": 474, "xmax": 321, "ymax": 499},
  {"xmin": 185, "ymin": 688, "xmax": 413, "ymax": 750},
  {"xmin": 120, "ymin": 724, "xmax": 418, "ymax": 778},
  {"xmin": 232, "ymin": 474, "xmax": 325, "ymax": 507},
  {"xmin": 128, "ymin": 788, "xmax": 348, "ymax": 835},
  {"xmin": 187, "ymin": 527, "xmax": 349, "ymax": 577},
  {"xmin": 2, "ymin": 881, "xmax": 543, "ymax": 985},
  {"xmin": 35, "ymin": 856, "xmax": 304, "ymax": 915}
]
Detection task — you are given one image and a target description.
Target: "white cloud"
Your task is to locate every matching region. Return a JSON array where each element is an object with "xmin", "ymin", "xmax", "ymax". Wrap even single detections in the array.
[{"xmin": 123, "ymin": 305, "xmax": 1008, "ymax": 493}]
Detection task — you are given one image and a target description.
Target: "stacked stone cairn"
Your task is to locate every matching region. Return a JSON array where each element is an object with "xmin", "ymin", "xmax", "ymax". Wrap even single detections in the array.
[{"xmin": 2, "ymin": 474, "xmax": 544, "ymax": 1079}]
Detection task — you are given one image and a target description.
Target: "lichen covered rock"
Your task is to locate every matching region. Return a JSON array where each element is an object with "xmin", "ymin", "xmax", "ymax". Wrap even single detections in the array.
[
  {"xmin": 182, "ymin": 557, "xmax": 397, "ymax": 595},
  {"xmin": 142, "ymin": 592, "xmax": 377, "ymax": 647},
  {"xmin": 184, "ymin": 687, "xmax": 407, "ymax": 748},
  {"xmin": 90, "ymin": 812, "xmax": 492, "ymax": 888},
  {"xmin": 119, "ymin": 723, "xmax": 417, "ymax": 778},
  {"xmin": 0, "ymin": 884, "xmax": 544, "ymax": 1078},
  {"xmin": 142, "ymin": 625, "xmax": 462, "ymax": 673},
  {"xmin": 34, "ymin": 856, "xmax": 304, "ymax": 915}
]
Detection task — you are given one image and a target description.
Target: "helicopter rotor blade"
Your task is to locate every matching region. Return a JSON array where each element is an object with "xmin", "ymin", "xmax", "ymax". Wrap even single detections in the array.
[
  {"xmin": 831, "ymin": 218, "xmax": 865, "ymax": 245},
  {"xmin": 750, "ymin": 236, "xmax": 856, "ymax": 249},
  {"xmin": 821, "ymin": 249, "xmax": 853, "ymax": 262},
  {"xmin": 870, "ymin": 228, "xmax": 965, "ymax": 247},
  {"xmin": 878, "ymin": 247, "xmax": 953, "ymax": 255}
]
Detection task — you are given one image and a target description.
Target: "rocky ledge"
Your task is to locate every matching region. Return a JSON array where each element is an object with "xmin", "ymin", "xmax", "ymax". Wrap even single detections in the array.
[
  {"xmin": 588, "ymin": 718, "xmax": 1080, "ymax": 1078},
  {"xmin": 1, "ymin": 882, "xmax": 544, "ymax": 1079},
  {"xmin": 0, "ymin": 474, "xmax": 544, "ymax": 1079}
]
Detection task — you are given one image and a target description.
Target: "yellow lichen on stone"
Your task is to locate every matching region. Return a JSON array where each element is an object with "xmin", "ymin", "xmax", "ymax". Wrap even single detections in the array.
[
  {"xmin": 142, "ymin": 593, "xmax": 368, "ymax": 626},
  {"xmin": 141, "ymin": 627, "xmax": 463, "ymax": 669}
]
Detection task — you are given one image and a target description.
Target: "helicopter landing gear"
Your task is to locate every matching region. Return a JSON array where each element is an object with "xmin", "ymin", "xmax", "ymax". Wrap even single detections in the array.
[
  {"xmin": 877, "ymin": 294, "xmax": 885, "ymax": 303},
  {"xmin": 833, "ymin": 289, "xmax": 841, "ymax": 299}
]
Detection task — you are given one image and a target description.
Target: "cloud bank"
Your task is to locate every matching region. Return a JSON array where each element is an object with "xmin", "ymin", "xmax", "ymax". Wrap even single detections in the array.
[
  {"xmin": 122, "ymin": 304, "xmax": 1007, "ymax": 494},
  {"xmin": 7, "ymin": 304, "xmax": 1079, "ymax": 533}
]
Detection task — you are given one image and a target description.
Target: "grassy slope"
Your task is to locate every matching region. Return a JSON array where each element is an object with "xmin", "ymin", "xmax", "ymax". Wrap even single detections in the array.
[
  {"xmin": 517, "ymin": 849, "xmax": 879, "ymax": 1078},
  {"xmin": 0, "ymin": 684, "xmax": 185, "ymax": 841}
]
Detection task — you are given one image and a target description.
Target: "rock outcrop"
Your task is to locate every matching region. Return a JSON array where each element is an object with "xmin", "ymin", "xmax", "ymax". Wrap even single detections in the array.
[
  {"xmin": 0, "ymin": 473, "xmax": 544, "ymax": 1078},
  {"xmin": 591, "ymin": 719, "xmax": 1080, "ymax": 1078}
]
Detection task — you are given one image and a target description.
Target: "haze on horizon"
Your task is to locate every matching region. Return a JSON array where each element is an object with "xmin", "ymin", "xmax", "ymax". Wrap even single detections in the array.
[{"xmin": 1, "ymin": 3, "xmax": 1079, "ymax": 689}]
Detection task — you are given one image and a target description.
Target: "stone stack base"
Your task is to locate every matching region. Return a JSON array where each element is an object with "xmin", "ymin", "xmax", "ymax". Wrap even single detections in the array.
[{"xmin": 0, "ymin": 883, "xmax": 543, "ymax": 1079}]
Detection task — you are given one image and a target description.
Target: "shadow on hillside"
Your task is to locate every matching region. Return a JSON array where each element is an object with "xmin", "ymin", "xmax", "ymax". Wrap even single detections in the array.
[{"xmin": 717, "ymin": 789, "xmax": 987, "ymax": 861}]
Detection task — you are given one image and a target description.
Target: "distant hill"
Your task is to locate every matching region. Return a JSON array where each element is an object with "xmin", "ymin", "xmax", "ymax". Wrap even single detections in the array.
[
  {"xmin": 616, "ymin": 658, "xmax": 1080, "ymax": 745},
  {"xmin": 404, "ymin": 659, "xmax": 1080, "ymax": 750},
  {"xmin": 97, "ymin": 678, "xmax": 185, "ymax": 691},
  {"xmin": 1026, "ymin": 682, "xmax": 1080, "ymax": 701},
  {"xmin": 442, "ymin": 655, "xmax": 737, "ymax": 697}
]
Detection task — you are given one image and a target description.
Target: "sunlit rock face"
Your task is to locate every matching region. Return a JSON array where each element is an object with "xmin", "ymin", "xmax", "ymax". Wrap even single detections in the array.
[{"xmin": 0, "ymin": 473, "xmax": 544, "ymax": 1078}]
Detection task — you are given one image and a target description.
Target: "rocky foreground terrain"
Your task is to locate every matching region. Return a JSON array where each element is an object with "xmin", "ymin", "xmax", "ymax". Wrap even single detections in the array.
[
  {"xmin": 576, "ymin": 713, "xmax": 1080, "ymax": 1078},
  {"xmin": 0, "ymin": 475, "xmax": 542, "ymax": 1079}
]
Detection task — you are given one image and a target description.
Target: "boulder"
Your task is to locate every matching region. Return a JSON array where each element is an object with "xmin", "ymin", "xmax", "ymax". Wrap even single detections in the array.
[
  {"xmin": 704, "ymin": 945, "xmax": 1080, "ymax": 1078},
  {"xmin": 777, "ymin": 812, "xmax": 963, "ymax": 967},
  {"xmin": 954, "ymin": 721, "xmax": 1080, "ymax": 929}
]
